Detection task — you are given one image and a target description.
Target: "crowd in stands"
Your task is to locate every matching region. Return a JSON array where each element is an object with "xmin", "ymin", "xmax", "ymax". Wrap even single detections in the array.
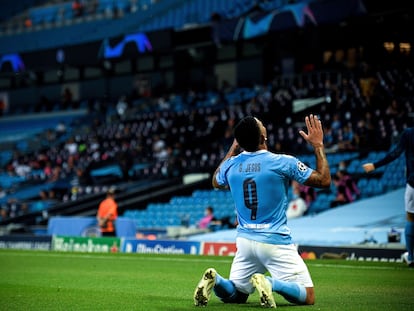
[{"xmin": 1, "ymin": 61, "xmax": 413, "ymax": 222}]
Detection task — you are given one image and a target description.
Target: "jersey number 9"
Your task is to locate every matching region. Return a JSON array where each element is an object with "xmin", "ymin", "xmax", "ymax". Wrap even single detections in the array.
[{"xmin": 243, "ymin": 178, "xmax": 258, "ymax": 220}]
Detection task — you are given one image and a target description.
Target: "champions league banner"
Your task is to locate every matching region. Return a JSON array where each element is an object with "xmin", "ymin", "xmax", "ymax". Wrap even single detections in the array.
[
  {"xmin": 216, "ymin": 0, "xmax": 367, "ymax": 42},
  {"xmin": 0, "ymin": 29, "xmax": 172, "ymax": 73}
]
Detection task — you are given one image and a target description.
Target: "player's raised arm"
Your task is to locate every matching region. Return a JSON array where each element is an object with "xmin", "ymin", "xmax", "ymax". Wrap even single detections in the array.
[
  {"xmin": 212, "ymin": 139, "xmax": 240, "ymax": 189},
  {"xmin": 299, "ymin": 114, "xmax": 331, "ymax": 188}
]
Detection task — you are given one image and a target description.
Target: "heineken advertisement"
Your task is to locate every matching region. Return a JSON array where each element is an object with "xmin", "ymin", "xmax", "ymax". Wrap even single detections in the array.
[{"xmin": 52, "ymin": 236, "xmax": 121, "ymax": 253}]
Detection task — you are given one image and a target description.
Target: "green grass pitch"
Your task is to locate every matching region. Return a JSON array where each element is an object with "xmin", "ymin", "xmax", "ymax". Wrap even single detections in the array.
[{"xmin": 0, "ymin": 249, "xmax": 413, "ymax": 310}]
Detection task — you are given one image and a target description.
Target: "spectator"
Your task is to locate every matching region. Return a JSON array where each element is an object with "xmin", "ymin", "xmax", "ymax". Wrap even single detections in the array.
[
  {"xmin": 336, "ymin": 166, "xmax": 360, "ymax": 201},
  {"xmin": 330, "ymin": 174, "xmax": 351, "ymax": 207},
  {"xmin": 337, "ymin": 124, "xmax": 356, "ymax": 151},
  {"xmin": 24, "ymin": 15, "xmax": 32, "ymax": 28},
  {"xmin": 116, "ymin": 95, "xmax": 128, "ymax": 120},
  {"xmin": 329, "ymin": 165, "xmax": 360, "ymax": 208},
  {"xmin": 286, "ymin": 180, "xmax": 316, "ymax": 219},
  {"xmin": 14, "ymin": 158, "xmax": 32, "ymax": 177},
  {"xmin": 386, "ymin": 99, "xmax": 404, "ymax": 119},
  {"xmin": 55, "ymin": 121, "xmax": 67, "ymax": 137},
  {"xmin": 96, "ymin": 187, "xmax": 118, "ymax": 237},
  {"xmin": 197, "ymin": 206, "xmax": 216, "ymax": 229},
  {"xmin": 0, "ymin": 208, "xmax": 8, "ymax": 220},
  {"xmin": 72, "ymin": 0, "xmax": 84, "ymax": 17},
  {"xmin": 64, "ymin": 137, "xmax": 78, "ymax": 156},
  {"xmin": 286, "ymin": 194, "xmax": 308, "ymax": 219},
  {"xmin": 300, "ymin": 184, "xmax": 317, "ymax": 209},
  {"xmin": 286, "ymin": 180, "xmax": 308, "ymax": 219},
  {"xmin": 6, "ymin": 198, "xmax": 20, "ymax": 218},
  {"xmin": 152, "ymin": 135, "xmax": 168, "ymax": 162},
  {"xmin": 62, "ymin": 88, "xmax": 73, "ymax": 109},
  {"xmin": 330, "ymin": 113, "xmax": 342, "ymax": 136},
  {"xmin": 197, "ymin": 206, "xmax": 238, "ymax": 231}
]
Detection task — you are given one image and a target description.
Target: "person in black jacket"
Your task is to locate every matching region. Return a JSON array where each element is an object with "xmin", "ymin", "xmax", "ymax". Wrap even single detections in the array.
[{"xmin": 363, "ymin": 127, "xmax": 414, "ymax": 267}]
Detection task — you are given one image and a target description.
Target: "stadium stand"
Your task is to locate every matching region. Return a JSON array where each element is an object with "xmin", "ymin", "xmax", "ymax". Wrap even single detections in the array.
[
  {"xmin": 0, "ymin": 0, "xmax": 412, "ymax": 242},
  {"xmin": 121, "ymin": 150, "xmax": 405, "ymax": 233},
  {"xmin": 0, "ymin": 64, "xmax": 411, "ymax": 227}
]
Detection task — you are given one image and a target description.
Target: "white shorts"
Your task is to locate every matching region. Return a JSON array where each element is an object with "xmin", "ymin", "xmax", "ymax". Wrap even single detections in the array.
[
  {"xmin": 405, "ymin": 184, "xmax": 414, "ymax": 213},
  {"xmin": 229, "ymin": 237, "xmax": 314, "ymax": 294}
]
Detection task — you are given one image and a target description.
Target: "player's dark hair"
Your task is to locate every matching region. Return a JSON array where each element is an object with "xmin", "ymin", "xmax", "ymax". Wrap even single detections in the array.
[{"xmin": 234, "ymin": 116, "xmax": 261, "ymax": 152}]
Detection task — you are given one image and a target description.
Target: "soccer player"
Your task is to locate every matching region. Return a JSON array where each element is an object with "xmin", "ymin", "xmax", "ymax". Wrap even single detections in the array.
[
  {"xmin": 194, "ymin": 114, "xmax": 331, "ymax": 307},
  {"xmin": 362, "ymin": 127, "xmax": 414, "ymax": 267}
]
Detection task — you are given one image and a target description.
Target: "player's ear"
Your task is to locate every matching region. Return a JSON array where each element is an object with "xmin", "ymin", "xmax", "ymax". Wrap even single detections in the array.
[{"xmin": 260, "ymin": 134, "xmax": 267, "ymax": 145}]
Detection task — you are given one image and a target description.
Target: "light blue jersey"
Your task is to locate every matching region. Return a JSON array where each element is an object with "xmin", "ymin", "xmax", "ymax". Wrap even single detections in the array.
[{"xmin": 216, "ymin": 150, "xmax": 313, "ymax": 245}]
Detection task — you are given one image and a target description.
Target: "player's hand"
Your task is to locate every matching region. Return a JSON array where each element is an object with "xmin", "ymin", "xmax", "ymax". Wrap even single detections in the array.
[
  {"xmin": 362, "ymin": 163, "xmax": 375, "ymax": 173},
  {"xmin": 229, "ymin": 139, "xmax": 241, "ymax": 155},
  {"xmin": 299, "ymin": 114, "xmax": 324, "ymax": 148},
  {"xmin": 230, "ymin": 138, "xmax": 239, "ymax": 149}
]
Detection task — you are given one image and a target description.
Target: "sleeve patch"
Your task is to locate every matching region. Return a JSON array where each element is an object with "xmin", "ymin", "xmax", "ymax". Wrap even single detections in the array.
[{"xmin": 297, "ymin": 161, "xmax": 308, "ymax": 172}]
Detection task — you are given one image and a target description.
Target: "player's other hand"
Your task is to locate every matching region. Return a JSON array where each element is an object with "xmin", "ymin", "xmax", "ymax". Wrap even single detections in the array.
[{"xmin": 362, "ymin": 163, "xmax": 375, "ymax": 173}]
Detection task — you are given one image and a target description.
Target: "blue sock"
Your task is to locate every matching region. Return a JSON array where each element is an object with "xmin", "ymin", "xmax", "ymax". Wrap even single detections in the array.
[
  {"xmin": 213, "ymin": 272, "xmax": 236, "ymax": 300},
  {"xmin": 405, "ymin": 221, "xmax": 414, "ymax": 262},
  {"xmin": 267, "ymin": 276, "xmax": 307, "ymax": 304}
]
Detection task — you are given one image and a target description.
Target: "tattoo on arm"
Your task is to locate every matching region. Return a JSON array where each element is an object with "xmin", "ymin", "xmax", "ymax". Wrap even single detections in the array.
[{"xmin": 306, "ymin": 146, "xmax": 331, "ymax": 188}]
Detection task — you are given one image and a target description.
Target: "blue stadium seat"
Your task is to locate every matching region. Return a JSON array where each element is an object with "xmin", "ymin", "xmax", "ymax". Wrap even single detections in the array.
[
  {"xmin": 307, "ymin": 193, "xmax": 332, "ymax": 214},
  {"xmin": 0, "ymin": 174, "xmax": 26, "ymax": 190},
  {"xmin": 0, "ymin": 151, "xmax": 12, "ymax": 167}
]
